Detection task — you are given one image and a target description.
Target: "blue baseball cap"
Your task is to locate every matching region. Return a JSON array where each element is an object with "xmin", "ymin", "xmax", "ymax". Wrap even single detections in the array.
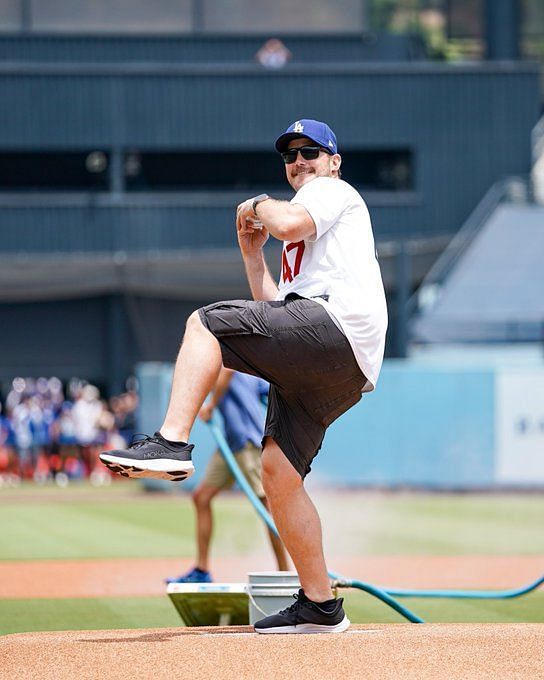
[{"xmin": 275, "ymin": 119, "xmax": 338, "ymax": 154}]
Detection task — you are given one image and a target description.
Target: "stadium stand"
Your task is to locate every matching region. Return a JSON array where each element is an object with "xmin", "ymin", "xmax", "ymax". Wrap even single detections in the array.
[{"xmin": 412, "ymin": 182, "xmax": 544, "ymax": 344}]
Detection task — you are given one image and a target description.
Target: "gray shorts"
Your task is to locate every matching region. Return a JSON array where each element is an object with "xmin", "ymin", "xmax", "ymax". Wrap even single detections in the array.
[{"xmin": 198, "ymin": 295, "xmax": 367, "ymax": 478}]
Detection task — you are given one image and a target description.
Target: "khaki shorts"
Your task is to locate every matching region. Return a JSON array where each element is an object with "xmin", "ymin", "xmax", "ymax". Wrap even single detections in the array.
[{"xmin": 203, "ymin": 442, "xmax": 264, "ymax": 497}]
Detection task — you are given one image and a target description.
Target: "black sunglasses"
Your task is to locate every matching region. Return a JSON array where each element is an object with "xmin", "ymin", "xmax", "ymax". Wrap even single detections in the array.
[{"xmin": 280, "ymin": 145, "xmax": 329, "ymax": 164}]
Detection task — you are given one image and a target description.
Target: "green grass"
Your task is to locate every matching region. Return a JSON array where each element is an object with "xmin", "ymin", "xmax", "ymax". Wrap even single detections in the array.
[
  {"xmin": 1, "ymin": 484, "xmax": 543, "ymax": 560},
  {"xmin": 0, "ymin": 484, "xmax": 264, "ymax": 560},
  {"xmin": 0, "ymin": 597, "xmax": 180, "ymax": 635},
  {"xmin": 1, "ymin": 483, "xmax": 543, "ymax": 634},
  {"xmin": 343, "ymin": 590, "xmax": 544, "ymax": 624},
  {"xmin": 319, "ymin": 492, "xmax": 544, "ymax": 555},
  {"xmin": 1, "ymin": 591, "xmax": 542, "ymax": 636}
]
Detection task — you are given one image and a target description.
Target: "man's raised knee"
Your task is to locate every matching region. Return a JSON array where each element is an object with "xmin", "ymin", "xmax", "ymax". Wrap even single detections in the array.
[
  {"xmin": 187, "ymin": 309, "xmax": 204, "ymax": 331},
  {"xmin": 182, "ymin": 309, "xmax": 210, "ymax": 343}
]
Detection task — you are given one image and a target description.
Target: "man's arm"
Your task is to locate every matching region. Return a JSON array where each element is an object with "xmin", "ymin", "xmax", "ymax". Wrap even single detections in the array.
[
  {"xmin": 198, "ymin": 366, "xmax": 234, "ymax": 422},
  {"xmin": 237, "ymin": 198, "xmax": 315, "ymax": 243},
  {"xmin": 236, "ymin": 197, "xmax": 316, "ymax": 301},
  {"xmin": 242, "ymin": 249, "xmax": 279, "ymax": 302},
  {"xmin": 209, "ymin": 366, "xmax": 234, "ymax": 407},
  {"xmin": 236, "ymin": 202, "xmax": 278, "ymax": 301}
]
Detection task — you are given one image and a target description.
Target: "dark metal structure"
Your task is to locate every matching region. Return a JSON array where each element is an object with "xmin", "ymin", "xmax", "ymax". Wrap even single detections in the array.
[
  {"xmin": 485, "ymin": 0, "xmax": 521, "ymax": 60},
  {"xmin": 0, "ymin": 32, "xmax": 426, "ymax": 62},
  {"xmin": 0, "ymin": 61, "xmax": 538, "ymax": 243}
]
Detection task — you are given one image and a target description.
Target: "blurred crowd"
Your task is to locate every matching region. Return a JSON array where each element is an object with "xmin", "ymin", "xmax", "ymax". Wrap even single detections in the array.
[{"xmin": 0, "ymin": 377, "xmax": 138, "ymax": 485}]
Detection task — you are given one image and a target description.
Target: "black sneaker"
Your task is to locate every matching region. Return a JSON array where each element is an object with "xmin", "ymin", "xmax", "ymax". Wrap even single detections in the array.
[
  {"xmin": 254, "ymin": 588, "xmax": 350, "ymax": 634},
  {"xmin": 100, "ymin": 432, "xmax": 194, "ymax": 482}
]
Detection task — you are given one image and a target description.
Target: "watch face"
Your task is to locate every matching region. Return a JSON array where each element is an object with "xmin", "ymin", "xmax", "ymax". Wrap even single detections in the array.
[{"xmin": 253, "ymin": 194, "xmax": 269, "ymax": 212}]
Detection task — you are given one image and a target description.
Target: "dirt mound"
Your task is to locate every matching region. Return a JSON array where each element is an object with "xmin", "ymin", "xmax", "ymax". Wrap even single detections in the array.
[{"xmin": 2, "ymin": 624, "xmax": 543, "ymax": 679}]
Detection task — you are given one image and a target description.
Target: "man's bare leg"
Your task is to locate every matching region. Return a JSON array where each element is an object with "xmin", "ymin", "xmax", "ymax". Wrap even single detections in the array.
[
  {"xmin": 261, "ymin": 497, "xmax": 290, "ymax": 571},
  {"xmin": 160, "ymin": 311, "xmax": 222, "ymax": 442},
  {"xmin": 261, "ymin": 437, "xmax": 332, "ymax": 602},
  {"xmin": 192, "ymin": 484, "xmax": 222, "ymax": 571}
]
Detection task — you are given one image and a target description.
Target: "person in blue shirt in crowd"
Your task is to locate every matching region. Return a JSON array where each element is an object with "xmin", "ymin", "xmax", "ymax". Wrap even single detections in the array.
[
  {"xmin": 0, "ymin": 402, "xmax": 15, "ymax": 474},
  {"xmin": 166, "ymin": 368, "xmax": 289, "ymax": 583}
]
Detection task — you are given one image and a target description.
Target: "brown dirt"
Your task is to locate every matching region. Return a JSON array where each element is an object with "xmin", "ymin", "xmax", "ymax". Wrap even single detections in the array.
[
  {"xmin": 2, "ymin": 555, "xmax": 543, "ymax": 599},
  {"xmin": 2, "ymin": 623, "xmax": 543, "ymax": 680}
]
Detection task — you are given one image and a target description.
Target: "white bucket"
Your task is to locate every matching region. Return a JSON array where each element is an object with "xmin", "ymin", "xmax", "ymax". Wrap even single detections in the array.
[{"xmin": 247, "ymin": 571, "xmax": 301, "ymax": 625}]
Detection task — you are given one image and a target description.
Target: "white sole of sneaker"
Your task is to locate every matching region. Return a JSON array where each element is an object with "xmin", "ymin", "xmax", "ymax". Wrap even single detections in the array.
[
  {"xmin": 254, "ymin": 615, "xmax": 350, "ymax": 634},
  {"xmin": 99, "ymin": 453, "xmax": 195, "ymax": 482}
]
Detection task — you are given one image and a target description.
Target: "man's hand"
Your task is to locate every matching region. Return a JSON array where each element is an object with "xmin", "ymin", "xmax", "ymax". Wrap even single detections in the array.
[
  {"xmin": 198, "ymin": 402, "xmax": 214, "ymax": 423},
  {"xmin": 236, "ymin": 199, "xmax": 269, "ymax": 257}
]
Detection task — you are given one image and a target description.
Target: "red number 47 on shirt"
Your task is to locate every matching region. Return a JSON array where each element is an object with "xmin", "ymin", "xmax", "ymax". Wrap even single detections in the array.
[{"xmin": 281, "ymin": 240, "xmax": 305, "ymax": 283}]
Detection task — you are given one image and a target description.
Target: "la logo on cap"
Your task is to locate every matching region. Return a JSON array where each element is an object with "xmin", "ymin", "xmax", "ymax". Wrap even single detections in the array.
[{"xmin": 293, "ymin": 121, "xmax": 304, "ymax": 133}]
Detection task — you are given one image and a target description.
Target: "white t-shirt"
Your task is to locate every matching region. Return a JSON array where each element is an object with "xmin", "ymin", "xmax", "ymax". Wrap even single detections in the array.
[{"xmin": 275, "ymin": 176, "xmax": 388, "ymax": 391}]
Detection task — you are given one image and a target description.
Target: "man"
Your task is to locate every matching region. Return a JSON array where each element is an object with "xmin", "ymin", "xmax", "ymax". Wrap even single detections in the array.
[
  {"xmin": 101, "ymin": 119, "xmax": 387, "ymax": 634},
  {"xmin": 166, "ymin": 367, "xmax": 289, "ymax": 584}
]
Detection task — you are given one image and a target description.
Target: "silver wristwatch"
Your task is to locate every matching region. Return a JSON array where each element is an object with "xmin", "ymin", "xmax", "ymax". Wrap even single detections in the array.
[{"xmin": 252, "ymin": 193, "xmax": 270, "ymax": 215}]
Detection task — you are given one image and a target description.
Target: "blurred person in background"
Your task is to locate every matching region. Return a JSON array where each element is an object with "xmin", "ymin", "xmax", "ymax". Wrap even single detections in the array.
[
  {"xmin": 29, "ymin": 393, "xmax": 55, "ymax": 468},
  {"xmin": 110, "ymin": 391, "xmax": 138, "ymax": 445},
  {"xmin": 97, "ymin": 398, "xmax": 127, "ymax": 452},
  {"xmin": 109, "ymin": 396, "xmax": 124, "ymax": 437},
  {"xmin": 51, "ymin": 401, "xmax": 77, "ymax": 454},
  {"xmin": 0, "ymin": 402, "xmax": 15, "ymax": 476},
  {"xmin": 11, "ymin": 396, "xmax": 35, "ymax": 478},
  {"xmin": 166, "ymin": 367, "xmax": 288, "ymax": 584},
  {"xmin": 72, "ymin": 383, "xmax": 104, "ymax": 474},
  {"xmin": 49, "ymin": 400, "xmax": 80, "ymax": 480},
  {"xmin": 255, "ymin": 38, "xmax": 292, "ymax": 69}
]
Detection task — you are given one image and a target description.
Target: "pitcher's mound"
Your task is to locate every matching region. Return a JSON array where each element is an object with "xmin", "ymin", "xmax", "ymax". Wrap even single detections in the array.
[{"xmin": 2, "ymin": 623, "xmax": 543, "ymax": 679}]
